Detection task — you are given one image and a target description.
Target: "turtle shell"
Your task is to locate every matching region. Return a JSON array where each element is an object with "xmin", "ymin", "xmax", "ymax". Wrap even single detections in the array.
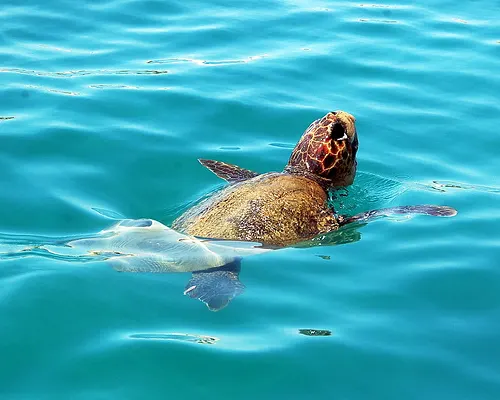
[{"xmin": 172, "ymin": 172, "xmax": 339, "ymax": 247}]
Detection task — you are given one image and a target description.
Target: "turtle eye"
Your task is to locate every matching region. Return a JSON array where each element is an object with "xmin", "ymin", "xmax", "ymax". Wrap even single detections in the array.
[{"xmin": 329, "ymin": 122, "xmax": 347, "ymax": 141}]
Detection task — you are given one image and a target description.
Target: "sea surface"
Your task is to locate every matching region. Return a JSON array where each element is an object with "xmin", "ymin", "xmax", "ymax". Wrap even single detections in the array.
[{"xmin": 1, "ymin": 0, "xmax": 500, "ymax": 398}]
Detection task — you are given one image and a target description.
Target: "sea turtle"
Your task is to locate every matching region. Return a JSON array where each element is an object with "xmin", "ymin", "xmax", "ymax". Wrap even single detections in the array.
[
  {"xmin": 172, "ymin": 110, "xmax": 457, "ymax": 309},
  {"xmin": 0, "ymin": 111, "xmax": 455, "ymax": 312}
]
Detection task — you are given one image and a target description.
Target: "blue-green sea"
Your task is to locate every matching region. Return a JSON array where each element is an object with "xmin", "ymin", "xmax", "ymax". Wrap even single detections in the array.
[{"xmin": 1, "ymin": 0, "xmax": 500, "ymax": 398}]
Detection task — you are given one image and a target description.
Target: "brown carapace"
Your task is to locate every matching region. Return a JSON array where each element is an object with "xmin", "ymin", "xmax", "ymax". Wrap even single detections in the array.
[{"xmin": 285, "ymin": 111, "xmax": 358, "ymax": 187}]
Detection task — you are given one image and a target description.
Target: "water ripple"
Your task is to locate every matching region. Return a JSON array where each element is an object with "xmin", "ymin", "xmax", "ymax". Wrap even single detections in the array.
[
  {"xmin": 128, "ymin": 332, "xmax": 219, "ymax": 345},
  {"xmin": 0, "ymin": 68, "xmax": 168, "ymax": 77},
  {"xmin": 146, "ymin": 55, "xmax": 267, "ymax": 66}
]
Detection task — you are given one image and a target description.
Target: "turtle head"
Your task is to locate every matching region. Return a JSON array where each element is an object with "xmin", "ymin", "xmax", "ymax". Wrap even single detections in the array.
[{"xmin": 285, "ymin": 111, "xmax": 358, "ymax": 187}]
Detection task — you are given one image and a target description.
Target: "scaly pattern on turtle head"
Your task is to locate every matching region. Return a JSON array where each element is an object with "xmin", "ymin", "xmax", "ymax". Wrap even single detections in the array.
[{"xmin": 285, "ymin": 111, "xmax": 358, "ymax": 187}]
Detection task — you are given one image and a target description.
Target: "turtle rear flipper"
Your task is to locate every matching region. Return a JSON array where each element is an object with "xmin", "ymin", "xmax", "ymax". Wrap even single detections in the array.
[
  {"xmin": 184, "ymin": 260, "xmax": 244, "ymax": 311},
  {"xmin": 199, "ymin": 159, "xmax": 259, "ymax": 183},
  {"xmin": 339, "ymin": 205, "xmax": 457, "ymax": 226}
]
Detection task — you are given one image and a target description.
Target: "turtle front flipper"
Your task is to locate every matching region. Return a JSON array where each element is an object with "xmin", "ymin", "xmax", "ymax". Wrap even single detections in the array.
[
  {"xmin": 338, "ymin": 205, "xmax": 457, "ymax": 226},
  {"xmin": 198, "ymin": 159, "xmax": 259, "ymax": 183},
  {"xmin": 183, "ymin": 259, "xmax": 244, "ymax": 311}
]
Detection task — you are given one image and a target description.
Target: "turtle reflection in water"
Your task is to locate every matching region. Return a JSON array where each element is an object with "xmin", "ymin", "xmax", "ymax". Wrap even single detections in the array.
[{"xmin": 171, "ymin": 110, "xmax": 456, "ymax": 310}]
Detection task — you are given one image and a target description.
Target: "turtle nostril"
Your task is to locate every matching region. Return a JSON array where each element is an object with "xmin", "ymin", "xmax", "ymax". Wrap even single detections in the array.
[{"xmin": 329, "ymin": 122, "xmax": 346, "ymax": 140}]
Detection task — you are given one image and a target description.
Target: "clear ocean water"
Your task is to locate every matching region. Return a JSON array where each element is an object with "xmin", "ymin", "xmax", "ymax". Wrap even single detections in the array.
[{"xmin": 1, "ymin": 0, "xmax": 499, "ymax": 398}]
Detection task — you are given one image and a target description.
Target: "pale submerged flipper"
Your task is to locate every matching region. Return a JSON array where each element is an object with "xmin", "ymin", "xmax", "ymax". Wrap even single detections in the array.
[
  {"xmin": 68, "ymin": 219, "xmax": 270, "ymax": 273},
  {"xmin": 70, "ymin": 219, "xmax": 269, "ymax": 310},
  {"xmin": 183, "ymin": 260, "xmax": 245, "ymax": 311}
]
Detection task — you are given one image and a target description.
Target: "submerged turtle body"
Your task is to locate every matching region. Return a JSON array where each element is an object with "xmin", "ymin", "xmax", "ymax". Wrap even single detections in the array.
[{"xmin": 173, "ymin": 111, "xmax": 358, "ymax": 246}]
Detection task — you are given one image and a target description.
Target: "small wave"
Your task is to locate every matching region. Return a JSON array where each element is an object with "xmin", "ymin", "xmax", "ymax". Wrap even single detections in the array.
[
  {"xmin": 0, "ymin": 68, "xmax": 168, "ymax": 78},
  {"xmin": 88, "ymin": 84, "xmax": 172, "ymax": 91},
  {"xmin": 331, "ymin": 171, "xmax": 409, "ymax": 214},
  {"xmin": 146, "ymin": 55, "xmax": 267, "ymax": 66},
  {"xmin": 357, "ymin": 19, "xmax": 399, "ymax": 24},
  {"xmin": 20, "ymin": 84, "xmax": 80, "ymax": 96},
  {"xmin": 413, "ymin": 180, "xmax": 500, "ymax": 194},
  {"xmin": 268, "ymin": 142, "xmax": 294, "ymax": 149},
  {"xmin": 91, "ymin": 208, "xmax": 127, "ymax": 220},
  {"xmin": 358, "ymin": 3, "xmax": 408, "ymax": 8}
]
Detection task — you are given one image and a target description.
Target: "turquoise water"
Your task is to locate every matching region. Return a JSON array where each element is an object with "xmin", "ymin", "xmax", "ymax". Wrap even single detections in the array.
[{"xmin": 1, "ymin": 0, "xmax": 500, "ymax": 398}]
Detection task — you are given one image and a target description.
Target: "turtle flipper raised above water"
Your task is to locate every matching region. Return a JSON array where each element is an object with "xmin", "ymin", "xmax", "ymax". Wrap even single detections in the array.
[{"xmin": 199, "ymin": 159, "xmax": 260, "ymax": 183}]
